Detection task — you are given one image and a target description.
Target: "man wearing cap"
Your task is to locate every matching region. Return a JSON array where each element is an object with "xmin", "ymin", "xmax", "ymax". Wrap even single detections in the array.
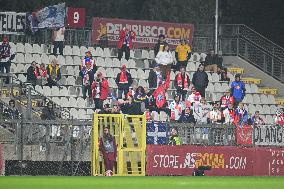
[
  {"xmin": 154, "ymin": 34, "xmax": 168, "ymax": 56},
  {"xmin": 219, "ymin": 90, "xmax": 234, "ymax": 111},
  {"xmin": 117, "ymin": 27, "xmax": 136, "ymax": 61},
  {"xmin": 230, "ymin": 74, "xmax": 246, "ymax": 107},
  {"xmin": 80, "ymin": 61, "xmax": 95, "ymax": 99},
  {"xmin": 148, "ymin": 64, "xmax": 163, "ymax": 90},
  {"xmin": 115, "ymin": 65, "xmax": 133, "ymax": 99},
  {"xmin": 0, "ymin": 36, "xmax": 15, "ymax": 83},
  {"xmin": 92, "ymin": 72, "xmax": 109, "ymax": 110},
  {"xmin": 174, "ymin": 66, "xmax": 190, "ymax": 101},
  {"xmin": 175, "ymin": 39, "xmax": 191, "ymax": 72}
]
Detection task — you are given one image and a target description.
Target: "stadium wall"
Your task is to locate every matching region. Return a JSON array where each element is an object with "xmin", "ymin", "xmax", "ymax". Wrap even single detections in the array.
[
  {"xmin": 146, "ymin": 145, "xmax": 284, "ymax": 176},
  {"xmin": 0, "ymin": 144, "xmax": 3, "ymax": 175}
]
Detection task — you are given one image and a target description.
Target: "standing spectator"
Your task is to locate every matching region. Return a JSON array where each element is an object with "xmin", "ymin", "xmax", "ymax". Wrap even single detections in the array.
[
  {"xmin": 174, "ymin": 66, "xmax": 190, "ymax": 101},
  {"xmin": 204, "ymin": 50, "xmax": 217, "ymax": 73},
  {"xmin": 231, "ymin": 74, "xmax": 246, "ymax": 107},
  {"xmin": 208, "ymin": 102, "xmax": 222, "ymax": 124},
  {"xmin": 80, "ymin": 61, "xmax": 95, "ymax": 100},
  {"xmin": 235, "ymin": 102, "xmax": 249, "ymax": 127},
  {"xmin": 148, "ymin": 64, "xmax": 163, "ymax": 89},
  {"xmin": 155, "ymin": 44, "xmax": 173, "ymax": 79},
  {"xmin": 39, "ymin": 63, "xmax": 48, "ymax": 86},
  {"xmin": 0, "ymin": 36, "xmax": 15, "ymax": 84},
  {"xmin": 223, "ymin": 103, "xmax": 236, "ymax": 124},
  {"xmin": 99, "ymin": 126, "xmax": 117, "ymax": 176},
  {"xmin": 27, "ymin": 61, "xmax": 40, "ymax": 86},
  {"xmin": 193, "ymin": 99, "xmax": 212, "ymax": 124},
  {"xmin": 115, "ymin": 65, "xmax": 133, "ymax": 99},
  {"xmin": 251, "ymin": 111, "xmax": 265, "ymax": 125},
  {"xmin": 154, "ymin": 34, "xmax": 168, "ymax": 56},
  {"xmin": 168, "ymin": 127, "xmax": 181, "ymax": 145},
  {"xmin": 81, "ymin": 51, "xmax": 95, "ymax": 70},
  {"xmin": 175, "ymin": 39, "xmax": 191, "ymax": 71},
  {"xmin": 192, "ymin": 64, "xmax": 208, "ymax": 98},
  {"xmin": 92, "ymin": 72, "xmax": 109, "ymax": 110},
  {"xmin": 186, "ymin": 87, "xmax": 202, "ymax": 107},
  {"xmin": 117, "ymin": 27, "xmax": 136, "ymax": 61},
  {"xmin": 3, "ymin": 99, "xmax": 20, "ymax": 119},
  {"xmin": 169, "ymin": 95, "xmax": 186, "ymax": 121},
  {"xmin": 219, "ymin": 90, "xmax": 234, "ymax": 111},
  {"xmin": 178, "ymin": 107, "xmax": 196, "ymax": 123},
  {"xmin": 46, "ymin": 59, "xmax": 61, "ymax": 87},
  {"xmin": 152, "ymin": 71, "xmax": 170, "ymax": 111},
  {"xmin": 52, "ymin": 27, "xmax": 65, "ymax": 55},
  {"xmin": 41, "ymin": 102, "xmax": 56, "ymax": 120}
]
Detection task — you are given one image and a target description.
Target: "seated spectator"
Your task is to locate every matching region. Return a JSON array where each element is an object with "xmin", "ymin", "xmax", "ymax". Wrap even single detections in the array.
[
  {"xmin": 115, "ymin": 65, "xmax": 133, "ymax": 99},
  {"xmin": 169, "ymin": 95, "xmax": 186, "ymax": 122},
  {"xmin": 168, "ymin": 127, "xmax": 181, "ymax": 145},
  {"xmin": 126, "ymin": 83, "xmax": 138, "ymax": 98},
  {"xmin": 120, "ymin": 95, "xmax": 142, "ymax": 115},
  {"xmin": 193, "ymin": 99, "xmax": 212, "ymax": 124},
  {"xmin": 207, "ymin": 102, "xmax": 222, "ymax": 124},
  {"xmin": 155, "ymin": 44, "xmax": 173, "ymax": 79},
  {"xmin": 39, "ymin": 63, "xmax": 48, "ymax": 86},
  {"xmin": 223, "ymin": 103, "xmax": 235, "ymax": 125},
  {"xmin": 148, "ymin": 64, "xmax": 163, "ymax": 90},
  {"xmin": 41, "ymin": 102, "xmax": 56, "ymax": 120},
  {"xmin": 274, "ymin": 110, "xmax": 284, "ymax": 125},
  {"xmin": 154, "ymin": 34, "xmax": 168, "ymax": 57},
  {"xmin": 192, "ymin": 64, "xmax": 208, "ymax": 98},
  {"xmin": 111, "ymin": 104, "xmax": 121, "ymax": 114},
  {"xmin": 175, "ymin": 38, "xmax": 191, "ymax": 71},
  {"xmin": 186, "ymin": 87, "xmax": 202, "ymax": 107},
  {"xmin": 174, "ymin": 66, "xmax": 190, "ymax": 101},
  {"xmin": 98, "ymin": 104, "xmax": 111, "ymax": 114},
  {"xmin": 92, "ymin": 72, "xmax": 109, "ymax": 110},
  {"xmin": 235, "ymin": 102, "xmax": 249, "ymax": 127},
  {"xmin": 219, "ymin": 90, "xmax": 234, "ymax": 111},
  {"xmin": 220, "ymin": 68, "xmax": 230, "ymax": 83},
  {"xmin": 204, "ymin": 49, "xmax": 217, "ymax": 73},
  {"xmin": 134, "ymin": 85, "xmax": 147, "ymax": 106},
  {"xmin": 178, "ymin": 107, "xmax": 196, "ymax": 123},
  {"xmin": 250, "ymin": 111, "xmax": 265, "ymax": 125},
  {"xmin": 27, "ymin": 61, "xmax": 40, "ymax": 86},
  {"xmin": 80, "ymin": 61, "xmax": 95, "ymax": 100},
  {"xmin": 46, "ymin": 59, "xmax": 61, "ymax": 87},
  {"xmin": 81, "ymin": 51, "xmax": 95, "ymax": 70},
  {"xmin": 231, "ymin": 74, "xmax": 246, "ymax": 107},
  {"xmin": 3, "ymin": 99, "xmax": 20, "ymax": 119}
]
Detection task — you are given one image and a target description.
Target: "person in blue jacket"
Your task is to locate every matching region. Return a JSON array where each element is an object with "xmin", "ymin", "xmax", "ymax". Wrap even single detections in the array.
[{"xmin": 230, "ymin": 74, "xmax": 246, "ymax": 108}]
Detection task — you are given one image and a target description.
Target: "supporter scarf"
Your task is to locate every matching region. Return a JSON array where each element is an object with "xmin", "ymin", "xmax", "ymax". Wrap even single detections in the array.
[
  {"xmin": 34, "ymin": 67, "xmax": 38, "ymax": 77},
  {"xmin": 119, "ymin": 71, "xmax": 128, "ymax": 83},
  {"xmin": 40, "ymin": 68, "xmax": 47, "ymax": 77},
  {"xmin": 176, "ymin": 73, "xmax": 189, "ymax": 89}
]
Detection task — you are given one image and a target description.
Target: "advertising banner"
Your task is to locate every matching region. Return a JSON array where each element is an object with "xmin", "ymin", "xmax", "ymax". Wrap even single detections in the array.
[
  {"xmin": 236, "ymin": 125, "xmax": 253, "ymax": 145},
  {"xmin": 0, "ymin": 12, "xmax": 26, "ymax": 34},
  {"xmin": 254, "ymin": 125, "xmax": 284, "ymax": 146},
  {"xmin": 92, "ymin": 17, "xmax": 194, "ymax": 48},
  {"xmin": 146, "ymin": 145, "xmax": 284, "ymax": 176}
]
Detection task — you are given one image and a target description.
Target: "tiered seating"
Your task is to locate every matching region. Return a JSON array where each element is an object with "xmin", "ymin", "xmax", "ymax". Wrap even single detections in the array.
[{"xmin": 10, "ymin": 42, "xmax": 284, "ymax": 123}]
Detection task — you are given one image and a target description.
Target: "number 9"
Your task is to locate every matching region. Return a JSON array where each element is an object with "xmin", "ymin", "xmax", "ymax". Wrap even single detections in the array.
[{"xmin": 73, "ymin": 12, "xmax": 79, "ymax": 23}]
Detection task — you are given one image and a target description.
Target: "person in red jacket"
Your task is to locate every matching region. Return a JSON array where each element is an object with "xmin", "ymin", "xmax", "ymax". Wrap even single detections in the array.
[
  {"xmin": 92, "ymin": 72, "xmax": 109, "ymax": 110},
  {"xmin": 117, "ymin": 27, "xmax": 136, "ymax": 61},
  {"xmin": 219, "ymin": 90, "xmax": 234, "ymax": 111}
]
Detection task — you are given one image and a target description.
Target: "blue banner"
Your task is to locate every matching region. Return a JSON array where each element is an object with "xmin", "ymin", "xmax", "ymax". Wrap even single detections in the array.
[{"xmin": 146, "ymin": 122, "xmax": 168, "ymax": 145}]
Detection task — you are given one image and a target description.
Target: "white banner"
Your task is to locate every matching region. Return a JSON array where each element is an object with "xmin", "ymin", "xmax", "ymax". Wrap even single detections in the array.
[
  {"xmin": 254, "ymin": 125, "xmax": 284, "ymax": 146},
  {"xmin": 0, "ymin": 12, "xmax": 26, "ymax": 34}
]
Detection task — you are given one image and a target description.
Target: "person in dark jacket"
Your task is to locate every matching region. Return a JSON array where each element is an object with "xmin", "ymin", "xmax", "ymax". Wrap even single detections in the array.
[
  {"xmin": 120, "ymin": 95, "xmax": 142, "ymax": 115},
  {"xmin": 154, "ymin": 34, "xmax": 168, "ymax": 56},
  {"xmin": 178, "ymin": 107, "xmax": 196, "ymax": 123},
  {"xmin": 148, "ymin": 64, "xmax": 163, "ymax": 90},
  {"xmin": 41, "ymin": 102, "xmax": 56, "ymax": 120},
  {"xmin": 174, "ymin": 66, "xmax": 190, "ymax": 101},
  {"xmin": 115, "ymin": 65, "xmax": 133, "ymax": 99},
  {"xmin": 3, "ymin": 99, "xmax": 20, "ymax": 119},
  {"xmin": 192, "ymin": 64, "xmax": 208, "ymax": 98},
  {"xmin": 27, "ymin": 61, "xmax": 40, "ymax": 86},
  {"xmin": 46, "ymin": 59, "xmax": 61, "ymax": 87},
  {"xmin": 79, "ymin": 61, "xmax": 95, "ymax": 99}
]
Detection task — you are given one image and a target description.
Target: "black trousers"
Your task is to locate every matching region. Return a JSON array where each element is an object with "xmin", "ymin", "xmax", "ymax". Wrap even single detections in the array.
[
  {"xmin": 53, "ymin": 41, "xmax": 64, "ymax": 55},
  {"xmin": 177, "ymin": 88, "xmax": 188, "ymax": 101},
  {"xmin": 194, "ymin": 86, "xmax": 206, "ymax": 98},
  {"xmin": 175, "ymin": 61, "xmax": 188, "ymax": 72},
  {"xmin": 0, "ymin": 61, "xmax": 11, "ymax": 84},
  {"xmin": 118, "ymin": 44, "xmax": 130, "ymax": 61}
]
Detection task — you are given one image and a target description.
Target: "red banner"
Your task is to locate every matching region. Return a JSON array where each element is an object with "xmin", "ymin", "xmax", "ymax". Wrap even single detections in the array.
[
  {"xmin": 92, "ymin": 17, "xmax": 194, "ymax": 49},
  {"xmin": 67, "ymin": 7, "xmax": 86, "ymax": 28},
  {"xmin": 146, "ymin": 145, "xmax": 284, "ymax": 176},
  {"xmin": 236, "ymin": 125, "xmax": 253, "ymax": 145}
]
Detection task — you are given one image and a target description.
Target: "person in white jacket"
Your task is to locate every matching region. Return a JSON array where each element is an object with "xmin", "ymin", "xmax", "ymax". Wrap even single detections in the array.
[{"xmin": 155, "ymin": 44, "xmax": 173, "ymax": 79}]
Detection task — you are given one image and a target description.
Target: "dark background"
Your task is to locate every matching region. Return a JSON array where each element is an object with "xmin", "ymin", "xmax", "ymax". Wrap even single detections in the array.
[{"xmin": 0, "ymin": 0, "xmax": 283, "ymax": 47}]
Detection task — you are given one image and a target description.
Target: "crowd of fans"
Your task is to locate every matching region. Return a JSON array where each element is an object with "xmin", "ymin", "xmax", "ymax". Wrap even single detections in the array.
[{"xmin": 1, "ymin": 27, "xmax": 284, "ymax": 127}]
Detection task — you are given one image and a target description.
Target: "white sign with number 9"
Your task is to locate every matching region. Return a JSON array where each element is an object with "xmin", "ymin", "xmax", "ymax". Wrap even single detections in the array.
[{"xmin": 73, "ymin": 12, "xmax": 80, "ymax": 23}]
